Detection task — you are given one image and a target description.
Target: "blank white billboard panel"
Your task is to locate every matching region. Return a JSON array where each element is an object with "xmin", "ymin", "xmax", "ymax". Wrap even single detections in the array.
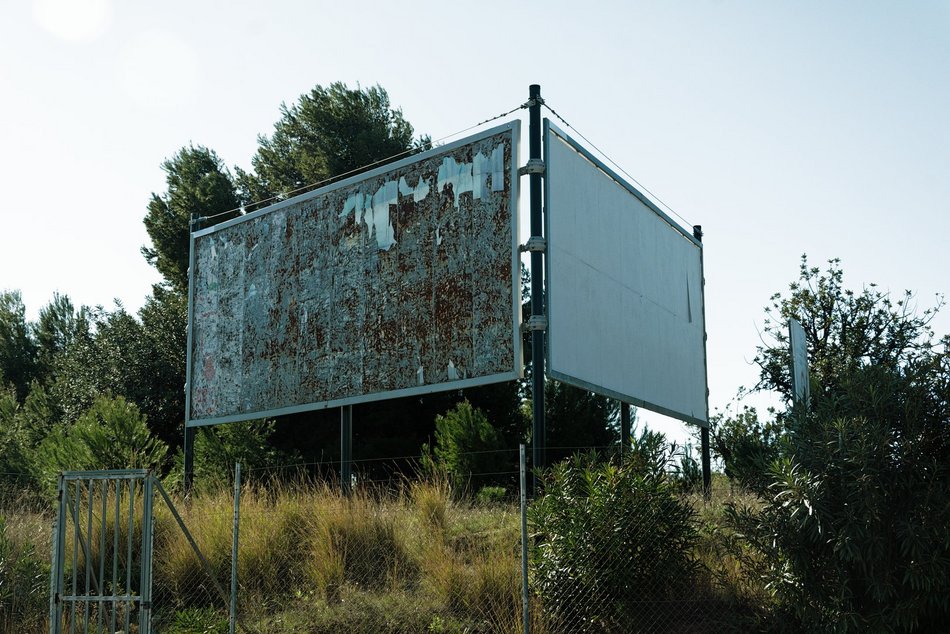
[{"xmin": 544, "ymin": 121, "xmax": 708, "ymax": 426}]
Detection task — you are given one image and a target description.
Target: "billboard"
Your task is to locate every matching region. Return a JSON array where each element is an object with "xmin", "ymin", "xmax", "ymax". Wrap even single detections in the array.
[
  {"xmin": 544, "ymin": 120, "xmax": 708, "ymax": 426},
  {"xmin": 186, "ymin": 122, "xmax": 521, "ymax": 426},
  {"xmin": 788, "ymin": 318, "xmax": 810, "ymax": 405}
]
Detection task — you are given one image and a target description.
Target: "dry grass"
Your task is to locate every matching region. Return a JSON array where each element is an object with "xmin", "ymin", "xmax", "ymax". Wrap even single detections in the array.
[
  {"xmin": 144, "ymin": 475, "xmax": 523, "ymax": 631},
  {"xmin": 8, "ymin": 473, "xmax": 767, "ymax": 633}
]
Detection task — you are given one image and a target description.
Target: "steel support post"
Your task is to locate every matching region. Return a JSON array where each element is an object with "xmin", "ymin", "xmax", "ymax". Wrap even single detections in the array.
[
  {"xmin": 183, "ymin": 426, "xmax": 196, "ymax": 496},
  {"xmin": 620, "ymin": 402, "xmax": 631, "ymax": 458},
  {"xmin": 693, "ymin": 225, "xmax": 712, "ymax": 497},
  {"xmin": 529, "ymin": 84, "xmax": 546, "ymax": 495},
  {"xmin": 341, "ymin": 405, "xmax": 353, "ymax": 495}
]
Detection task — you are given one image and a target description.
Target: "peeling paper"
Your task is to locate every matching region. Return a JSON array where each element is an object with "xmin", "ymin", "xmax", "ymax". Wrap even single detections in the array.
[{"xmin": 438, "ymin": 143, "xmax": 505, "ymax": 207}]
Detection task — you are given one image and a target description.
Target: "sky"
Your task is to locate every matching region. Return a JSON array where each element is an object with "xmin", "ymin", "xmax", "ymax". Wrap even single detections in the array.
[{"xmin": 1, "ymin": 0, "xmax": 948, "ymax": 447}]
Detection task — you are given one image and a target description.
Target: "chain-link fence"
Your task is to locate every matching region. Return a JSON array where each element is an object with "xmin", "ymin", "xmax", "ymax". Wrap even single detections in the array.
[{"xmin": 3, "ymin": 449, "xmax": 754, "ymax": 633}]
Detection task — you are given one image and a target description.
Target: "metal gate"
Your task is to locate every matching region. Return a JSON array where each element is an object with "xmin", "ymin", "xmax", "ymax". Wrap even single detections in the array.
[
  {"xmin": 49, "ymin": 468, "xmax": 245, "ymax": 634},
  {"xmin": 49, "ymin": 469, "xmax": 155, "ymax": 634}
]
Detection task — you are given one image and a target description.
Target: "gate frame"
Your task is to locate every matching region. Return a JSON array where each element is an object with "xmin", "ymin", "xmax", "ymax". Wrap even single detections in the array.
[{"xmin": 49, "ymin": 469, "xmax": 154, "ymax": 634}]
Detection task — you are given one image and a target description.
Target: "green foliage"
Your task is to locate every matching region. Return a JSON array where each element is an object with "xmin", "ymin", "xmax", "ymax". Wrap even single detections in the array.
[
  {"xmin": 167, "ymin": 607, "xmax": 229, "ymax": 634},
  {"xmin": 626, "ymin": 423, "xmax": 670, "ymax": 477},
  {"xmin": 676, "ymin": 442, "xmax": 703, "ymax": 493},
  {"xmin": 0, "ymin": 384, "xmax": 30, "ymax": 477},
  {"xmin": 755, "ymin": 255, "xmax": 941, "ymax": 404},
  {"xmin": 475, "ymin": 486, "xmax": 507, "ymax": 506},
  {"xmin": 0, "ymin": 291, "xmax": 38, "ymax": 401},
  {"xmin": 429, "ymin": 401, "xmax": 507, "ymax": 490},
  {"xmin": 0, "ymin": 515, "xmax": 49, "ymax": 632},
  {"xmin": 237, "ymin": 82, "xmax": 427, "ymax": 208},
  {"xmin": 34, "ymin": 292, "xmax": 85, "ymax": 384},
  {"xmin": 49, "ymin": 293, "xmax": 186, "ymax": 447},
  {"xmin": 143, "ymin": 145, "xmax": 240, "ymax": 293},
  {"xmin": 165, "ymin": 420, "xmax": 289, "ymax": 492},
  {"xmin": 544, "ymin": 380, "xmax": 619, "ymax": 462},
  {"xmin": 709, "ymin": 405, "xmax": 784, "ymax": 493},
  {"xmin": 723, "ymin": 258, "xmax": 950, "ymax": 631},
  {"xmin": 33, "ymin": 396, "xmax": 167, "ymax": 489},
  {"xmin": 530, "ymin": 453, "xmax": 700, "ymax": 629}
]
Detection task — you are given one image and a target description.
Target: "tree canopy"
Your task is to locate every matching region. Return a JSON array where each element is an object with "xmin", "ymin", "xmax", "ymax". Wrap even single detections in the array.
[
  {"xmin": 236, "ymin": 82, "xmax": 428, "ymax": 209},
  {"xmin": 142, "ymin": 146, "xmax": 240, "ymax": 293}
]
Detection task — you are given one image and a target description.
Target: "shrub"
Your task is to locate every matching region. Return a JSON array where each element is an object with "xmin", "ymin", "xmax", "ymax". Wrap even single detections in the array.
[
  {"xmin": 529, "ymin": 453, "xmax": 700, "ymax": 630},
  {"xmin": 32, "ymin": 395, "xmax": 167, "ymax": 494},
  {"xmin": 0, "ymin": 515, "xmax": 49, "ymax": 632},
  {"xmin": 428, "ymin": 401, "xmax": 508, "ymax": 491}
]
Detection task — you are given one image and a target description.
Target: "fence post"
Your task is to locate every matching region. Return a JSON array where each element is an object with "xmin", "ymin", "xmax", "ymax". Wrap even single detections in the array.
[
  {"xmin": 49, "ymin": 473, "xmax": 66, "ymax": 634},
  {"xmin": 230, "ymin": 462, "xmax": 242, "ymax": 634},
  {"xmin": 140, "ymin": 473, "xmax": 155, "ymax": 634},
  {"xmin": 520, "ymin": 444, "xmax": 531, "ymax": 634}
]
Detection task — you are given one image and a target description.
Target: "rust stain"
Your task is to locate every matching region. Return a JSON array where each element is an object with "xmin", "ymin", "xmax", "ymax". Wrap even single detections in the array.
[{"xmin": 190, "ymin": 130, "xmax": 516, "ymax": 421}]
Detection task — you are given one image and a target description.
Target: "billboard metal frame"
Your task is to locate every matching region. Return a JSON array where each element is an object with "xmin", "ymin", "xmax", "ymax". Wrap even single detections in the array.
[
  {"xmin": 543, "ymin": 119, "xmax": 710, "ymax": 428},
  {"xmin": 185, "ymin": 121, "xmax": 522, "ymax": 428}
]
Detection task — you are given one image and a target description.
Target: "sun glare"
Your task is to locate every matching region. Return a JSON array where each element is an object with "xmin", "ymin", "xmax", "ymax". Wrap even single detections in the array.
[{"xmin": 32, "ymin": 0, "xmax": 112, "ymax": 43}]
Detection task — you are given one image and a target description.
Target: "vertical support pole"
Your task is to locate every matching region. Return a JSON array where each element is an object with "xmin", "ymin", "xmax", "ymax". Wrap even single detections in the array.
[
  {"xmin": 693, "ymin": 225, "xmax": 712, "ymax": 498},
  {"xmin": 341, "ymin": 405, "xmax": 353, "ymax": 496},
  {"xmin": 50, "ymin": 474, "xmax": 66, "ymax": 634},
  {"xmin": 83, "ymin": 479, "xmax": 92, "ymax": 629},
  {"xmin": 112, "ymin": 479, "xmax": 120, "ymax": 634},
  {"xmin": 183, "ymin": 426, "xmax": 196, "ymax": 496},
  {"xmin": 620, "ymin": 402, "xmax": 631, "ymax": 459},
  {"xmin": 140, "ymin": 474, "xmax": 155, "ymax": 634},
  {"xmin": 230, "ymin": 463, "xmax": 241, "ymax": 634},
  {"xmin": 184, "ymin": 211, "xmax": 200, "ymax": 498},
  {"xmin": 125, "ymin": 480, "xmax": 135, "ymax": 634},
  {"xmin": 71, "ymin": 482, "xmax": 80, "ymax": 634},
  {"xmin": 98, "ymin": 480, "xmax": 107, "ymax": 632},
  {"xmin": 529, "ymin": 83, "xmax": 546, "ymax": 495},
  {"xmin": 520, "ymin": 444, "xmax": 531, "ymax": 634}
]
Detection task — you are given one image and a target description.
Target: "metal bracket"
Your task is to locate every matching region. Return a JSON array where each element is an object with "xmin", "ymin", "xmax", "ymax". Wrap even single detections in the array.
[
  {"xmin": 519, "ymin": 236, "xmax": 547, "ymax": 253},
  {"xmin": 518, "ymin": 159, "xmax": 545, "ymax": 177},
  {"xmin": 522, "ymin": 315, "xmax": 548, "ymax": 332},
  {"xmin": 525, "ymin": 96, "xmax": 545, "ymax": 108}
]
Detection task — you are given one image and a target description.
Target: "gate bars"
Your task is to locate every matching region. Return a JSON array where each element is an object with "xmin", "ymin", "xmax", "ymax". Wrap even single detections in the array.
[
  {"xmin": 49, "ymin": 467, "xmax": 245, "ymax": 634},
  {"xmin": 50, "ymin": 470, "xmax": 153, "ymax": 634}
]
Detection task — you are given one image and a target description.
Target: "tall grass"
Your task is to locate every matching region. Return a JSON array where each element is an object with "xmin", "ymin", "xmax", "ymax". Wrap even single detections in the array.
[
  {"xmin": 149, "ymin": 474, "xmax": 523, "ymax": 632},
  {"xmin": 11, "ymin": 472, "xmax": 769, "ymax": 633}
]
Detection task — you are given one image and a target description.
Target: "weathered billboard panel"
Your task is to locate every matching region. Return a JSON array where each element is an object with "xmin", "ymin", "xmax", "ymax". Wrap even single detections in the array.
[
  {"xmin": 186, "ymin": 122, "xmax": 521, "ymax": 426},
  {"xmin": 544, "ymin": 121, "xmax": 708, "ymax": 426}
]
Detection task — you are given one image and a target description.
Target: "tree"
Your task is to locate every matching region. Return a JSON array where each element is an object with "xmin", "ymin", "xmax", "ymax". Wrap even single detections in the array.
[
  {"xmin": 544, "ymin": 381, "xmax": 619, "ymax": 464},
  {"xmin": 34, "ymin": 293, "xmax": 84, "ymax": 385},
  {"xmin": 142, "ymin": 145, "xmax": 240, "ymax": 293},
  {"xmin": 755, "ymin": 255, "xmax": 941, "ymax": 404},
  {"xmin": 719, "ymin": 258, "xmax": 950, "ymax": 631},
  {"xmin": 0, "ymin": 291, "xmax": 38, "ymax": 401},
  {"xmin": 427, "ymin": 400, "xmax": 508, "ymax": 491},
  {"xmin": 237, "ymin": 82, "xmax": 428, "ymax": 209},
  {"xmin": 32, "ymin": 396, "xmax": 167, "ymax": 492}
]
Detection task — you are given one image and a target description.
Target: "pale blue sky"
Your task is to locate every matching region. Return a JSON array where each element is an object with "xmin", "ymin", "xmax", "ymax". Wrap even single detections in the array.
[{"xmin": 1, "ymin": 1, "xmax": 948, "ymax": 444}]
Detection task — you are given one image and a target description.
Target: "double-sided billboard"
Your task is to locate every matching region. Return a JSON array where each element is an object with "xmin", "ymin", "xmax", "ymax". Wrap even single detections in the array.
[
  {"xmin": 544, "ymin": 121, "xmax": 709, "ymax": 426},
  {"xmin": 186, "ymin": 122, "xmax": 521, "ymax": 426}
]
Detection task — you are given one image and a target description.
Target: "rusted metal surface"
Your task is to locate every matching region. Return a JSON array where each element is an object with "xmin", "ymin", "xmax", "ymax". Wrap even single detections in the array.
[{"xmin": 187, "ymin": 126, "xmax": 519, "ymax": 425}]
